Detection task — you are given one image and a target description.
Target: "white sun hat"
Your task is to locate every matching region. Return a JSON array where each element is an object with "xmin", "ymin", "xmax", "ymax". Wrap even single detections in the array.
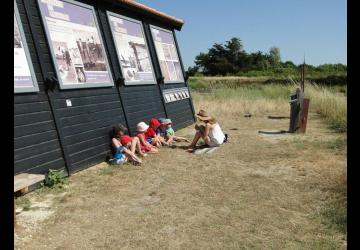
[{"xmin": 137, "ymin": 122, "xmax": 149, "ymax": 132}]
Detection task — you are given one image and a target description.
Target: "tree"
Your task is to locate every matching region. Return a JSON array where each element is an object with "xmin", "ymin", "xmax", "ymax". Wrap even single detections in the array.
[
  {"xmin": 269, "ymin": 47, "xmax": 281, "ymax": 67},
  {"xmin": 193, "ymin": 37, "xmax": 248, "ymax": 75},
  {"xmin": 186, "ymin": 66, "xmax": 199, "ymax": 76},
  {"xmin": 282, "ymin": 61, "xmax": 296, "ymax": 68}
]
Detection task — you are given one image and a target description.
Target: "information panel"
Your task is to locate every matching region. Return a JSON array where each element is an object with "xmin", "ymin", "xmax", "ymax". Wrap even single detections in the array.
[
  {"xmin": 150, "ymin": 26, "xmax": 184, "ymax": 83},
  {"xmin": 14, "ymin": 4, "xmax": 39, "ymax": 93},
  {"xmin": 37, "ymin": 0, "xmax": 113, "ymax": 89},
  {"xmin": 107, "ymin": 12, "xmax": 155, "ymax": 85}
]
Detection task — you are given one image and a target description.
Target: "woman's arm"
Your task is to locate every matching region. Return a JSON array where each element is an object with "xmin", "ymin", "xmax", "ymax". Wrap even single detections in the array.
[{"xmin": 204, "ymin": 123, "xmax": 212, "ymax": 138}]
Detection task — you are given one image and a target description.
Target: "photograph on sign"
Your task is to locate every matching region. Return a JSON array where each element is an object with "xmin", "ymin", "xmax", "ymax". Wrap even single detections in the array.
[
  {"xmin": 107, "ymin": 13, "xmax": 155, "ymax": 84},
  {"xmin": 150, "ymin": 26, "xmax": 184, "ymax": 83},
  {"xmin": 14, "ymin": 9, "xmax": 39, "ymax": 93},
  {"xmin": 37, "ymin": 0, "xmax": 113, "ymax": 88}
]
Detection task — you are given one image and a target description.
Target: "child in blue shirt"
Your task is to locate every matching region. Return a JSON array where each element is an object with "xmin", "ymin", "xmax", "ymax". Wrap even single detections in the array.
[{"xmin": 161, "ymin": 119, "xmax": 190, "ymax": 144}]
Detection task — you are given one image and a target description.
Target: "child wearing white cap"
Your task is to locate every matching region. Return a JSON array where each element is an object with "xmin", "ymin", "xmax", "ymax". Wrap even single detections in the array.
[{"xmin": 136, "ymin": 122, "xmax": 159, "ymax": 154}]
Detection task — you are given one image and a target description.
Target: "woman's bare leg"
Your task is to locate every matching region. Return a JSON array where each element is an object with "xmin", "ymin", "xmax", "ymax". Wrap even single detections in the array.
[
  {"xmin": 201, "ymin": 134, "xmax": 211, "ymax": 145},
  {"xmin": 187, "ymin": 131, "xmax": 201, "ymax": 149}
]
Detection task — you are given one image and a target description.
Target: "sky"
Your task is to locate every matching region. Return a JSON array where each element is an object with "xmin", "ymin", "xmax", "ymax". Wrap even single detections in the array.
[{"xmin": 137, "ymin": 0, "xmax": 347, "ymax": 69}]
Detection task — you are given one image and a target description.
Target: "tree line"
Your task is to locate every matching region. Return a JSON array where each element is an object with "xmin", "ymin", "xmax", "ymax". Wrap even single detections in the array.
[{"xmin": 186, "ymin": 37, "xmax": 347, "ymax": 77}]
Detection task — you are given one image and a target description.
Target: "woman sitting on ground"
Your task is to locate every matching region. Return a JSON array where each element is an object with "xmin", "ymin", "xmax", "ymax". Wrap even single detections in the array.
[{"xmin": 187, "ymin": 110, "xmax": 226, "ymax": 152}]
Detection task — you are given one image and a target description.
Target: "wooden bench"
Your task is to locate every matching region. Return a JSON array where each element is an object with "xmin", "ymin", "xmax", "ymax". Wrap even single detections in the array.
[{"xmin": 14, "ymin": 173, "xmax": 45, "ymax": 226}]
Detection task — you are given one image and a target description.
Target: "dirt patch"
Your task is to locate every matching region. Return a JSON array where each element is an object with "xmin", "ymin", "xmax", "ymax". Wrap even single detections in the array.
[{"xmin": 14, "ymin": 112, "xmax": 346, "ymax": 249}]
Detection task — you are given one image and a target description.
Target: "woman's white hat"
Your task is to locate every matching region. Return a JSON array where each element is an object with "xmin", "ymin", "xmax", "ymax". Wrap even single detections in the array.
[{"xmin": 136, "ymin": 122, "xmax": 149, "ymax": 132}]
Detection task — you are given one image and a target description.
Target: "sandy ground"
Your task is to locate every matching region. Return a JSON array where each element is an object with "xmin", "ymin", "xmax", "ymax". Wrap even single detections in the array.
[{"xmin": 14, "ymin": 113, "xmax": 346, "ymax": 249}]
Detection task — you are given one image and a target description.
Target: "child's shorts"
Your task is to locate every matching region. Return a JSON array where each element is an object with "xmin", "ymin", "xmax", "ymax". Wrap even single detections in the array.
[
  {"xmin": 146, "ymin": 138, "xmax": 153, "ymax": 144},
  {"xmin": 116, "ymin": 155, "xmax": 128, "ymax": 165}
]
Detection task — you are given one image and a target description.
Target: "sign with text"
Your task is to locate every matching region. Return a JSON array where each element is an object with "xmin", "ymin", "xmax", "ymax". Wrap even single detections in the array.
[
  {"xmin": 150, "ymin": 26, "xmax": 184, "ymax": 83},
  {"xmin": 107, "ymin": 12, "xmax": 155, "ymax": 85},
  {"xmin": 38, "ymin": 0, "xmax": 113, "ymax": 89}
]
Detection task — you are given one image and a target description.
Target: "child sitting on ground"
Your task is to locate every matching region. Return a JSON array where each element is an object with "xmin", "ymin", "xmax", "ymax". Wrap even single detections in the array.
[
  {"xmin": 156, "ymin": 118, "xmax": 170, "ymax": 145},
  {"xmin": 115, "ymin": 124, "xmax": 147, "ymax": 157},
  {"xmin": 110, "ymin": 125, "xmax": 142, "ymax": 165},
  {"xmin": 161, "ymin": 118, "xmax": 190, "ymax": 144},
  {"xmin": 136, "ymin": 122, "xmax": 159, "ymax": 154},
  {"xmin": 144, "ymin": 118, "xmax": 162, "ymax": 147}
]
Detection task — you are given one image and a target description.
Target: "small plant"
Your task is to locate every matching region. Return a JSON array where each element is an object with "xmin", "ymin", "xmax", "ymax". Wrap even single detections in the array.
[{"xmin": 45, "ymin": 169, "xmax": 67, "ymax": 188}]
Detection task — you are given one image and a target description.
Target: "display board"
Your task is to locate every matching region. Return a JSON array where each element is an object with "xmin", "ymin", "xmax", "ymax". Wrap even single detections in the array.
[
  {"xmin": 163, "ymin": 87, "xmax": 190, "ymax": 103},
  {"xmin": 14, "ymin": 3, "xmax": 39, "ymax": 93},
  {"xmin": 107, "ymin": 12, "xmax": 155, "ymax": 85},
  {"xmin": 37, "ymin": 0, "xmax": 113, "ymax": 89},
  {"xmin": 150, "ymin": 25, "xmax": 184, "ymax": 83}
]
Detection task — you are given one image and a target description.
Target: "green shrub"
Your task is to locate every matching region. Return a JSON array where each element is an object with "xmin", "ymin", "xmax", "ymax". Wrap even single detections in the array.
[{"xmin": 45, "ymin": 169, "xmax": 67, "ymax": 188}]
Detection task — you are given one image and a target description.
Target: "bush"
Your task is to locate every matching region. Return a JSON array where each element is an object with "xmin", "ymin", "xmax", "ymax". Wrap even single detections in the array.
[{"xmin": 45, "ymin": 169, "xmax": 67, "ymax": 188}]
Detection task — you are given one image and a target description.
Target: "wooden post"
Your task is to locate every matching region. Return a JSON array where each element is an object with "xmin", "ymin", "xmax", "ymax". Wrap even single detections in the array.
[{"xmin": 298, "ymin": 98, "xmax": 310, "ymax": 133}]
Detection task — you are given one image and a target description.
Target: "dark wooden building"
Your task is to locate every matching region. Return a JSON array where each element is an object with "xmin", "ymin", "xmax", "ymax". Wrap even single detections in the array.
[{"xmin": 14, "ymin": 0, "xmax": 195, "ymax": 176}]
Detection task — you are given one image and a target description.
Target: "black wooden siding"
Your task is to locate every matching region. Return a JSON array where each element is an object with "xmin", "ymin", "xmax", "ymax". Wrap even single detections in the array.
[
  {"xmin": 24, "ymin": 0, "xmax": 129, "ymax": 174},
  {"xmin": 51, "ymin": 89, "xmax": 127, "ymax": 173},
  {"xmin": 118, "ymin": 85, "xmax": 166, "ymax": 135},
  {"xmin": 14, "ymin": 0, "xmax": 195, "ymax": 176},
  {"xmin": 97, "ymin": 8, "xmax": 167, "ymax": 136},
  {"xmin": 14, "ymin": 0, "xmax": 65, "ymax": 175}
]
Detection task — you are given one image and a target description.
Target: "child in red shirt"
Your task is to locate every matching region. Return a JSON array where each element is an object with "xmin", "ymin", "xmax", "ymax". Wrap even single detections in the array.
[
  {"xmin": 115, "ymin": 124, "xmax": 147, "ymax": 157},
  {"xmin": 145, "ymin": 118, "xmax": 163, "ymax": 147},
  {"xmin": 136, "ymin": 122, "xmax": 159, "ymax": 154}
]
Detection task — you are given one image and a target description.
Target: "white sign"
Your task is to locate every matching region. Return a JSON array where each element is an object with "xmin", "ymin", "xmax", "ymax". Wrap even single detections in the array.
[
  {"xmin": 38, "ymin": 0, "xmax": 113, "ymax": 89},
  {"xmin": 107, "ymin": 13, "xmax": 155, "ymax": 84},
  {"xmin": 14, "ymin": 8, "xmax": 39, "ymax": 93},
  {"xmin": 151, "ymin": 26, "xmax": 184, "ymax": 83},
  {"xmin": 66, "ymin": 99, "xmax": 72, "ymax": 107}
]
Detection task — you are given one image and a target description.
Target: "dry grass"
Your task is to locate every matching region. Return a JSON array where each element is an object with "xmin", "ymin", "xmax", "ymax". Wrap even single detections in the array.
[
  {"xmin": 15, "ymin": 89, "xmax": 346, "ymax": 250},
  {"xmin": 190, "ymin": 77, "xmax": 347, "ymax": 132},
  {"xmin": 305, "ymin": 84, "xmax": 347, "ymax": 132}
]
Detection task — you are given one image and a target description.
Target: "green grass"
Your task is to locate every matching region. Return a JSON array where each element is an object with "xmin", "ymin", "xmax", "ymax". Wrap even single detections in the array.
[
  {"xmin": 320, "ymin": 194, "xmax": 347, "ymax": 234},
  {"xmin": 327, "ymin": 136, "xmax": 347, "ymax": 151}
]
